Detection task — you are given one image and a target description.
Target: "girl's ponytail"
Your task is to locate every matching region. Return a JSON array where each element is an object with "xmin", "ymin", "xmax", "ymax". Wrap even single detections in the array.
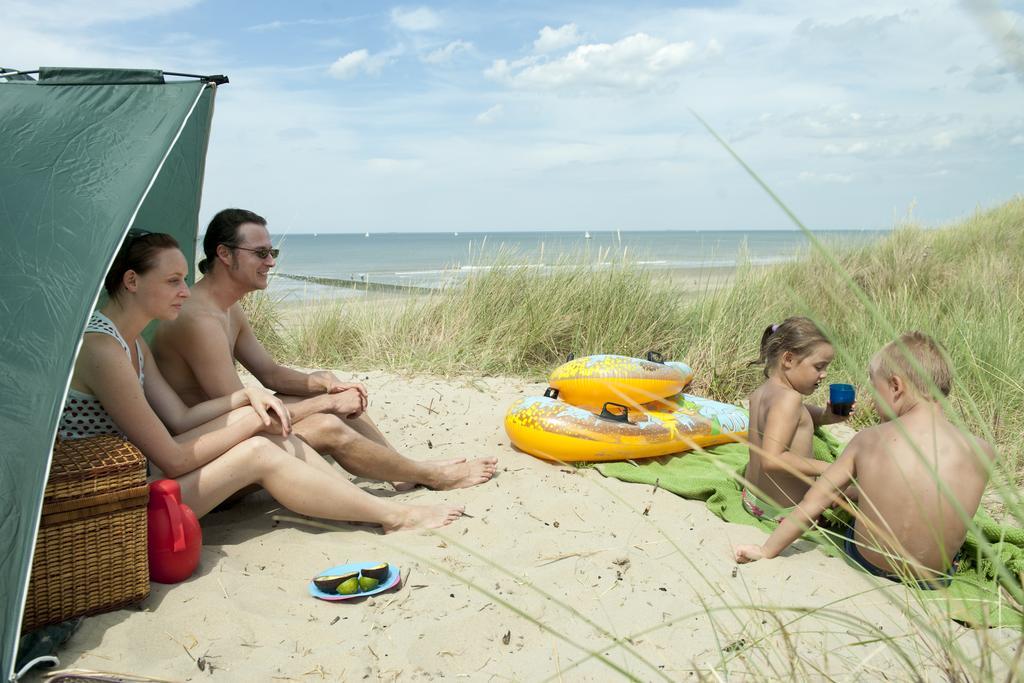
[{"xmin": 750, "ymin": 317, "xmax": 830, "ymax": 378}]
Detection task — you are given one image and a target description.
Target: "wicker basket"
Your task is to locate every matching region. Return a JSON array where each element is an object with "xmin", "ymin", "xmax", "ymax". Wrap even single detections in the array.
[{"xmin": 22, "ymin": 435, "xmax": 151, "ymax": 634}]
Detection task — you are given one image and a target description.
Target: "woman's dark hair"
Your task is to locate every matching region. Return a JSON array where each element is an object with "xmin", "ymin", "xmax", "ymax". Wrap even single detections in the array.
[
  {"xmin": 104, "ymin": 230, "xmax": 180, "ymax": 298},
  {"xmin": 199, "ymin": 208, "xmax": 267, "ymax": 274},
  {"xmin": 753, "ymin": 316, "xmax": 831, "ymax": 377}
]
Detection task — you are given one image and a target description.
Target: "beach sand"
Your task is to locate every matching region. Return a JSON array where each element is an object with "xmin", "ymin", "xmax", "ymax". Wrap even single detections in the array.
[{"xmin": 39, "ymin": 370, "xmax": 1016, "ymax": 681}]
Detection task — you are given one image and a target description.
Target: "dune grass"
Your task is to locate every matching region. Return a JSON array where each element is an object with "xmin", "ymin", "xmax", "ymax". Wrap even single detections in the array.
[{"xmin": 245, "ymin": 196, "xmax": 1024, "ymax": 483}]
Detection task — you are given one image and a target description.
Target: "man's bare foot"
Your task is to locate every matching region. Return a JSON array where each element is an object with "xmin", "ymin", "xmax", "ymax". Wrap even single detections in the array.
[
  {"xmin": 391, "ymin": 481, "xmax": 418, "ymax": 492},
  {"xmin": 425, "ymin": 457, "xmax": 498, "ymax": 490},
  {"xmin": 383, "ymin": 503, "xmax": 466, "ymax": 533}
]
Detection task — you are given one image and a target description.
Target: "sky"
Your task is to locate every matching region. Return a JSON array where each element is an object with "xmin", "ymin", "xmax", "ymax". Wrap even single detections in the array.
[{"xmin": 3, "ymin": 0, "xmax": 1023, "ymax": 232}]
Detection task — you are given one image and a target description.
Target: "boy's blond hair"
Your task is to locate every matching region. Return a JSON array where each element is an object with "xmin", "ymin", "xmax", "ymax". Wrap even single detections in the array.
[{"xmin": 871, "ymin": 331, "xmax": 953, "ymax": 398}]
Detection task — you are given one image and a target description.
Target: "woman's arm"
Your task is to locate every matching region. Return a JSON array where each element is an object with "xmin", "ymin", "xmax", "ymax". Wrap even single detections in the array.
[
  {"xmin": 141, "ymin": 342, "xmax": 291, "ymax": 436},
  {"xmin": 78, "ymin": 336, "xmax": 274, "ymax": 478}
]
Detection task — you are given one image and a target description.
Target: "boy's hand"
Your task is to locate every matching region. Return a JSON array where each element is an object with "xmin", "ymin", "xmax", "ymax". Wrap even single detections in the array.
[{"xmin": 734, "ymin": 544, "xmax": 767, "ymax": 563}]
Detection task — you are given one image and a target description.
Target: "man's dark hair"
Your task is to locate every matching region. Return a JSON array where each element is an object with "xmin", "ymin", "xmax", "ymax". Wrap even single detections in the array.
[{"xmin": 199, "ymin": 208, "xmax": 267, "ymax": 274}]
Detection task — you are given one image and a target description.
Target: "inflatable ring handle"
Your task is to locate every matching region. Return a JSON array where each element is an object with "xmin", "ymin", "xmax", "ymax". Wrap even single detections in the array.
[
  {"xmin": 597, "ymin": 402, "xmax": 630, "ymax": 423},
  {"xmin": 566, "ymin": 352, "xmax": 575, "ymax": 362},
  {"xmin": 544, "ymin": 387, "xmax": 560, "ymax": 399},
  {"xmin": 646, "ymin": 351, "xmax": 665, "ymax": 364}
]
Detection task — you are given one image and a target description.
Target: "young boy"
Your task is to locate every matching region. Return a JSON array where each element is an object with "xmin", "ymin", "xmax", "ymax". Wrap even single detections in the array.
[{"xmin": 734, "ymin": 332, "xmax": 996, "ymax": 588}]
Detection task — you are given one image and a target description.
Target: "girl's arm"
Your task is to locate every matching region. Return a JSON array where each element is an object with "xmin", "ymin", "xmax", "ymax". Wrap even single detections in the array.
[
  {"xmin": 757, "ymin": 392, "xmax": 830, "ymax": 477},
  {"xmin": 735, "ymin": 444, "xmax": 859, "ymax": 562},
  {"xmin": 141, "ymin": 342, "xmax": 291, "ymax": 436},
  {"xmin": 78, "ymin": 336, "xmax": 274, "ymax": 478},
  {"xmin": 806, "ymin": 402, "xmax": 855, "ymax": 427}
]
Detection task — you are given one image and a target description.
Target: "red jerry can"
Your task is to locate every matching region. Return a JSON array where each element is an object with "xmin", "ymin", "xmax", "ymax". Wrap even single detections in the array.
[{"xmin": 147, "ymin": 479, "xmax": 202, "ymax": 583}]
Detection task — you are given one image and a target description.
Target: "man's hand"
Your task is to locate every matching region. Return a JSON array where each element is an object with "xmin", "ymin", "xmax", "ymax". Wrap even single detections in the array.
[
  {"xmin": 734, "ymin": 544, "xmax": 767, "ymax": 564},
  {"xmin": 320, "ymin": 388, "xmax": 365, "ymax": 419},
  {"xmin": 243, "ymin": 387, "xmax": 292, "ymax": 436},
  {"xmin": 310, "ymin": 371, "xmax": 368, "ymax": 411}
]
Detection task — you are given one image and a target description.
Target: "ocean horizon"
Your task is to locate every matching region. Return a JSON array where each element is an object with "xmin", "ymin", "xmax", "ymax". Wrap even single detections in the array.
[{"xmin": 259, "ymin": 228, "xmax": 889, "ymax": 302}]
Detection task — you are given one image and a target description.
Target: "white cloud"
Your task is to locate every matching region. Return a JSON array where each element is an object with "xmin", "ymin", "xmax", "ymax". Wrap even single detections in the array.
[
  {"xmin": 4, "ymin": 0, "xmax": 199, "ymax": 28},
  {"xmin": 822, "ymin": 141, "xmax": 870, "ymax": 155},
  {"xmin": 0, "ymin": 1, "xmax": 219, "ymax": 72},
  {"xmin": 799, "ymin": 171, "xmax": 855, "ymax": 184},
  {"xmin": 423, "ymin": 39, "xmax": 472, "ymax": 64},
  {"xmin": 390, "ymin": 6, "xmax": 440, "ymax": 32},
  {"xmin": 487, "ymin": 33, "xmax": 717, "ymax": 92},
  {"xmin": 795, "ymin": 13, "xmax": 905, "ymax": 43},
  {"xmin": 931, "ymin": 131, "xmax": 954, "ymax": 150},
  {"xmin": 1011, "ymin": 135, "xmax": 1024, "ymax": 146},
  {"xmin": 475, "ymin": 104, "xmax": 503, "ymax": 124},
  {"xmin": 968, "ymin": 63, "xmax": 1011, "ymax": 93},
  {"xmin": 246, "ymin": 17, "xmax": 357, "ymax": 32},
  {"xmin": 533, "ymin": 23, "xmax": 583, "ymax": 53},
  {"xmin": 327, "ymin": 49, "xmax": 392, "ymax": 79},
  {"xmin": 366, "ymin": 157, "xmax": 425, "ymax": 172}
]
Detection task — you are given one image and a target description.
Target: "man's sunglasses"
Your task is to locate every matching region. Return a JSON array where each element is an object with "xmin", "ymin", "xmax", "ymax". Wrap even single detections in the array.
[{"xmin": 228, "ymin": 245, "xmax": 280, "ymax": 259}]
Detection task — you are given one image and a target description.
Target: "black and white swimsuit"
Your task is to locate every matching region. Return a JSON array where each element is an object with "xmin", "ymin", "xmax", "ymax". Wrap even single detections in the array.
[{"xmin": 58, "ymin": 312, "xmax": 144, "ymax": 440}]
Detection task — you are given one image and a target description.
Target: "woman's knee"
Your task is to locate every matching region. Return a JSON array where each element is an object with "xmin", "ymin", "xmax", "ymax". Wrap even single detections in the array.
[{"xmin": 234, "ymin": 436, "xmax": 291, "ymax": 474}]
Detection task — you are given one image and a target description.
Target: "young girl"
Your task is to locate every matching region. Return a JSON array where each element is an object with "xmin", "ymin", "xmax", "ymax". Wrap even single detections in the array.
[
  {"xmin": 742, "ymin": 316, "xmax": 851, "ymax": 522},
  {"xmin": 60, "ymin": 230, "xmax": 463, "ymax": 532}
]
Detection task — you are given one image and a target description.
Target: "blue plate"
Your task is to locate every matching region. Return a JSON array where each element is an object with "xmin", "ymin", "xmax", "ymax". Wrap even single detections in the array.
[{"xmin": 308, "ymin": 562, "xmax": 401, "ymax": 601}]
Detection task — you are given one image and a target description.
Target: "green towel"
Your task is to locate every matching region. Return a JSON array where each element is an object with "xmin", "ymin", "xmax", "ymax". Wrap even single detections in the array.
[{"xmin": 596, "ymin": 428, "xmax": 1024, "ymax": 629}]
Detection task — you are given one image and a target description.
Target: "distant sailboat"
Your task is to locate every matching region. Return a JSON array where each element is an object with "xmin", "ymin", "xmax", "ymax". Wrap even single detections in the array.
[
  {"xmin": 584, "ymin": 231, "xmax": 592, "ymax": 240},
  {"xmin": 313, "ymin": 232, "xmax": 318, "ymax": 238},
  {"xmin": 364, "ymin": 231, "xmax": 370, "ymax": 237},
  {"xmin": 453, "ymin": 231, "xmax": 459, "ymax": 237}
]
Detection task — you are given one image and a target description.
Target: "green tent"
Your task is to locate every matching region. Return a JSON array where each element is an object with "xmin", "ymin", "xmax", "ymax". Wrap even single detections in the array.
[{"xmin": 0, "ymin": 66, "xmax": 223, "ymax": 681}]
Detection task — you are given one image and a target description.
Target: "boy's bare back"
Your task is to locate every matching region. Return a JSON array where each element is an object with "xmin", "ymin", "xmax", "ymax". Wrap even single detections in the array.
[{"xmin": 847, "ymin": 407, "xmax": 994, "ymax": 578}]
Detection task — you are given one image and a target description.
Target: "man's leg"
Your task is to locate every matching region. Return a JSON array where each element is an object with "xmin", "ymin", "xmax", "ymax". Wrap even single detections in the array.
[
  {"xmin": 347, "ymin": 411, "xmax": 396, "ymax": 450},
  {"xmin": 285, "ymin": 409, "xmax": 497, "ymax": 490}
]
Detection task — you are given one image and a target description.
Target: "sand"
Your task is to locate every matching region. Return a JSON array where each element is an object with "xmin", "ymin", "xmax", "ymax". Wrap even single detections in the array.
[{"xmin": 36, "ymin": 371, "xmax": 1018, "ymax": 681}]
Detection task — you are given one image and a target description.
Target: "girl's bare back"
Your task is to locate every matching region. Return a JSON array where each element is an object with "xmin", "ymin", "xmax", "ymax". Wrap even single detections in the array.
[{"xmin": 746, "ymin": 382, "xmax": 818, "ymax": 508}]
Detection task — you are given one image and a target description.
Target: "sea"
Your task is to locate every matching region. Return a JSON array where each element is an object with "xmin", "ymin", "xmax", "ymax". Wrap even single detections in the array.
[{"xmin": 261, "ymin": 229, "xmax": 889, "ymax": 302}]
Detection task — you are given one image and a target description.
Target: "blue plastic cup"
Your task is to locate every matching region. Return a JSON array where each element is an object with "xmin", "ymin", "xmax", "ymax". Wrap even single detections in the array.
[{"xmin": 829, "ymin": 383, "xmax": 855, "ymax": 416}]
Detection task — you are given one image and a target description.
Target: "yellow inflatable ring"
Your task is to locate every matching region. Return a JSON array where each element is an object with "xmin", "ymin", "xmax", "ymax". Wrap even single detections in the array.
[
  {"xmin": 548, "ymin": 354, "xmax": 694, "ymax": 410},
  {"xmin": 505, "ymin": 392, "xmax": 748, "ymax": 463}
]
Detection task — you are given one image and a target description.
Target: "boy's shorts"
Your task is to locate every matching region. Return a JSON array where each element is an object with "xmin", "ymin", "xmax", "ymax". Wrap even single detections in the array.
[{"xmin": 842, "ymin": 524, "xmax": 958, "ymax": 590}]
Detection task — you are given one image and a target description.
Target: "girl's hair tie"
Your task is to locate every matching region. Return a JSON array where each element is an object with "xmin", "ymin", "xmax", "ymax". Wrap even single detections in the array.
[{"xmin": 771, "ymin": 323, "xmax": 780, "ymax": 334}]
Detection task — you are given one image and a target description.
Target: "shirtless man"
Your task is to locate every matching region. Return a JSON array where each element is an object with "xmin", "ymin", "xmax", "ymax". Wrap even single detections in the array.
[
  {"xmin": 153, "ymin": 208, "xmax": 497, "ymax": 491},
  {"xmin": 735, "ymin": 332, "xmax": 996, "ymax": 588}
]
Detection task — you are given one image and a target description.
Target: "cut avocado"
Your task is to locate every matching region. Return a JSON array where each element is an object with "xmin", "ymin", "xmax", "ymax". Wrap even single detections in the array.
[
  {"xmin": 337, "ymin": 574, "xmax": 361, "ymax": 595},
  {"xmin": 314, "ymin": 571, "xmax": 358, "ymax": 594},
  {"xmin": 361, "ymin": 563, "xmax": 390, "ymax": 582}
]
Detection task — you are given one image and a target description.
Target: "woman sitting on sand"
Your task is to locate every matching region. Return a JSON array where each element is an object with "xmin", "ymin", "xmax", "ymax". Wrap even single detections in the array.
[{"xmin": 59, "ymin": 230, "xmax": 463, "ymax": 532}]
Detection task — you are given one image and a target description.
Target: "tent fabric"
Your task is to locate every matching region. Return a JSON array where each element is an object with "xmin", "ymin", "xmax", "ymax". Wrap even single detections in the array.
[
  {"xmin": 0, "ymin": 67, "xmax": 217, "ymax": 681},
  {"xmin": 38, "ymin": 67, "xmax": 165, "ymax": 85}
]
